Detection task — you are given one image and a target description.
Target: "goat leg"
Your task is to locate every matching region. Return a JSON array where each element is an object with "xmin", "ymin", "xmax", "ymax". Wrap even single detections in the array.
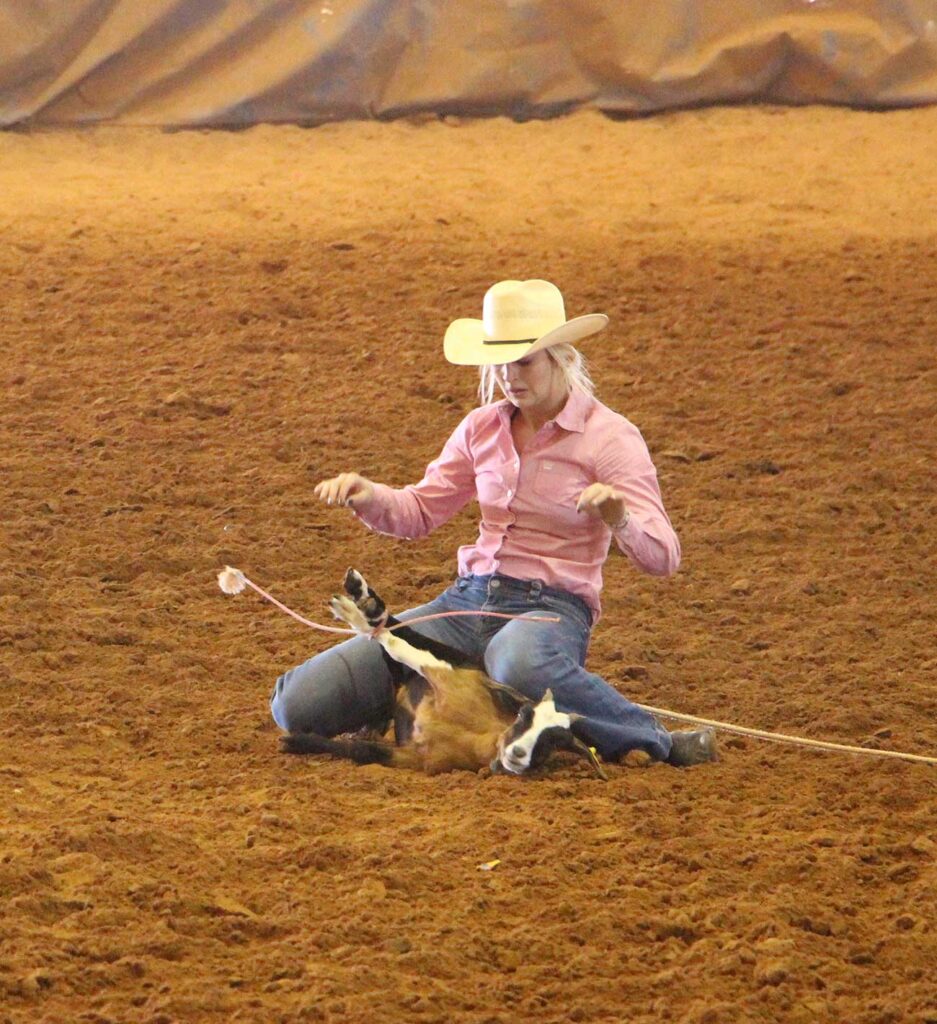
[{"xmin": 281, "ymin": 732, "xmax": 422, "ymax": 770}]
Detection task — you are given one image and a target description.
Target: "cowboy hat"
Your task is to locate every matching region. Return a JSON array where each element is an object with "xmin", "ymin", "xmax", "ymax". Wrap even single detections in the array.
[{"xmin": 443, "ymin": 279, "xmax": 608, "ymax": 366}]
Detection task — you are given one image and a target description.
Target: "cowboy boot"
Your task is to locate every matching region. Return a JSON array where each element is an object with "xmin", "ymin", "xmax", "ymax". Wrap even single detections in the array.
[{"xmin": 666, "ymin": 727, "xmax": 719, "ymax": 767}]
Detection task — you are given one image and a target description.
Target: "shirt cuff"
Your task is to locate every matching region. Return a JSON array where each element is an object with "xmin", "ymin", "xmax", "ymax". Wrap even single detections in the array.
[
  {"xmin": 611, "ymin": 511, "xmax": 637, "ymax": 544},
  {"xmin": 352, "ymin": 483, "xmax": 394, "ymax": 531}
]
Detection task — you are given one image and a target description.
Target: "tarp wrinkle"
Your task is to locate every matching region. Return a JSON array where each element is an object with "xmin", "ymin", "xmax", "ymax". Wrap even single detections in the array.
[{"xmin": 1, "ymin": 0, "xmax": 935, "ymax": 126}]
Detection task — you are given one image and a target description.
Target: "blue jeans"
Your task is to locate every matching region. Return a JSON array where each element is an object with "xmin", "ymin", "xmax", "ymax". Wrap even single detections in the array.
[{"xmin": 270, "ymin": 573, "xmax": 673, "ymax": 762}]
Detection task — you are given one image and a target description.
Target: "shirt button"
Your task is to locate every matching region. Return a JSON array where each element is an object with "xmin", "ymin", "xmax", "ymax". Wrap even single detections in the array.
[{"xmin": 507, "ymin": 488, "xmax": 513, "ymax": 497}]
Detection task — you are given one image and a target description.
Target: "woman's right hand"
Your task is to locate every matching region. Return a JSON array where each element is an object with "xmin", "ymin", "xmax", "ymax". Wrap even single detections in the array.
[{"xmin": 313, "ymin": 473, "xmax": 376, "ymax": 510}]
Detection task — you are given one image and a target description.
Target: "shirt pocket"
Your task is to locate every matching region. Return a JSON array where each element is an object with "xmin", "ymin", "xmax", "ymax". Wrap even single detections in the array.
[{"xmin": 530, "ymin": 459, "xmax": 589, "ymax": 508}]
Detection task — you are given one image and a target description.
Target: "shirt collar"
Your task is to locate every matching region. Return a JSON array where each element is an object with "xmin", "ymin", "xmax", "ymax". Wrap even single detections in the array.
[
  {"xmin": 495, "ymin": 386, "xmax": 591, "ymax": 433},
  {"xmin": 554, "ymin": 386, "xmax": 591, "ymax": 433}
]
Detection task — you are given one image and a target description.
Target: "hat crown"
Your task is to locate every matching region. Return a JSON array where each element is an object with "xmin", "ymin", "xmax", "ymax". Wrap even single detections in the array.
[{"xmin": 482, "ymin": 280, "xmax": 567, "ymax": 341}]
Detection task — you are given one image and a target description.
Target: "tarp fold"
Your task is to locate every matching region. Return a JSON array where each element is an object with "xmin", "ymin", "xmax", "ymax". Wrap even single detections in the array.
[{"xmin": 2, "ymin": 0, "xmax": 935, "ymax": 126}]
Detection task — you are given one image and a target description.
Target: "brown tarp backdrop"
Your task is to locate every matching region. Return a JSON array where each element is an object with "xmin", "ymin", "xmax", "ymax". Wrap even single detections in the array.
[{"xmin": 1, "ymin": 0, "xmax": 936, "ymax": 126}]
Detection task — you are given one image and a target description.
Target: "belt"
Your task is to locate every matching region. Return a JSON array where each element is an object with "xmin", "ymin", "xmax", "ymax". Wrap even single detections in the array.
[{"xmin": 456, "ymin": 572, "xmax": 592, "ymax": 623}]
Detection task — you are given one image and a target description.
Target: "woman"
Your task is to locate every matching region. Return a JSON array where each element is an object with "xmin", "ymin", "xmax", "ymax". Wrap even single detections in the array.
[{"xmin": 271, "ymin": 279, "xmax": 716, "ymax": 768}]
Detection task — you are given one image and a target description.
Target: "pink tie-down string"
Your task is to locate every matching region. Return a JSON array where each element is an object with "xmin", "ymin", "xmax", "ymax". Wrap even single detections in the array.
[
  {"xmin": 216, "ymin": 566, "xmax": 561, "ymax": 636},
  {"xmin": 218, "ymin": 566, "xmax": 937, "ymax": 768}
]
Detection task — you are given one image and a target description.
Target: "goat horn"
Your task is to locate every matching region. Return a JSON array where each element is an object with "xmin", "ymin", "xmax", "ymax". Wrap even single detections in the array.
[{"xmin": 567, "ymin": 734, "xmax": 608, "ymax": 781}]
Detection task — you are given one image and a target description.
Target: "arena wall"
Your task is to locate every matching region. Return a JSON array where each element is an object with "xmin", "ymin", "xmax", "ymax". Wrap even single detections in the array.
[{"xmin": 2, "ymin": 0, "xmax": 936, "ymax": 126}]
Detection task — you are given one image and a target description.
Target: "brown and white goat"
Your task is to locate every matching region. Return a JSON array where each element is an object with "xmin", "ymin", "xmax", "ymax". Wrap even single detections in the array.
[{"xmin": 281, "ymin": 569, "xmax": 606, "ymax": 780}]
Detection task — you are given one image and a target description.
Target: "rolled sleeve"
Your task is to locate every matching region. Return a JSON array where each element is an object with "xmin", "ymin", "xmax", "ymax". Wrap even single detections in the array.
[
  {"xmin": 598, "ymin": 424, "xmax": 681, "ymax": 577},
  {"xmin": 354, "ymin": 415, "xmax": 477, "ymax": 539}
]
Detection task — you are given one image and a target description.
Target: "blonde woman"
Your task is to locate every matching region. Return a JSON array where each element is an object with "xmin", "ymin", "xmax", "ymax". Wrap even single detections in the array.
[{"xmin": 272, "ymin": 280, "xmax": 717, "ymax": 769}]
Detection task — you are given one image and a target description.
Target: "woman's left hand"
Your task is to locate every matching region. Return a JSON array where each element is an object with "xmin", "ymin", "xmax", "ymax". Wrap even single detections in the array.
[{"xmin": 576, "ymin": 483, "xmax": 630, "ymax": 529}]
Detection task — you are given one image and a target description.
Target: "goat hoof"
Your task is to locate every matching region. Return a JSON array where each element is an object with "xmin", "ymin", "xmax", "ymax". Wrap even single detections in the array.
[
  {"xmin": 342, "ymin": 568, "xmax": 386, "ymax": 627},
  {"xmin": 344, "ymin": 568, "xmax": 367, "ymax": 600}
]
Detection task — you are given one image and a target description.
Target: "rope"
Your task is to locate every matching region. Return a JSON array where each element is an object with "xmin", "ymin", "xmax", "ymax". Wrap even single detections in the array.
[
  {"xmin": 216, "ymin": 566, "xmax": 560, "ymax": 636},
  {"xmin": 218, "ymin": 566, "xmax": 934, "ymax": 768},
  {"xmin": 221, "ymin": 570, "xmax": 354, "ymax": 634},
  {"xmin": 637, "ymin": 703, "xmax": 937, "ymax": 767},
  {"xmin": 390, "ymin": 608, "xmax": 560, "ymax": 630}
]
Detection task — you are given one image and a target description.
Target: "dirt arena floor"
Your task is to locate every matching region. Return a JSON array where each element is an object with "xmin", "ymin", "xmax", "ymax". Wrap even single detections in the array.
[{"xmin": 1, "ymin": 105, "xmax": 936, "ymax": 1024}]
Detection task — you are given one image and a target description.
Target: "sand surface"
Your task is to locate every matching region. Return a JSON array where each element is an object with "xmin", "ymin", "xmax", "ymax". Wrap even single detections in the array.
[{"xmin": 1, "ymin": 106, "xmax": 936, "ymax": 1023}]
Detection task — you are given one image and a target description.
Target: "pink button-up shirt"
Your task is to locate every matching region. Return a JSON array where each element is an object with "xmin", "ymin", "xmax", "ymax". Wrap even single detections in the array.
[{"xmin": 356, "ymin": 387, "xmax": 680, "ymax": 621}]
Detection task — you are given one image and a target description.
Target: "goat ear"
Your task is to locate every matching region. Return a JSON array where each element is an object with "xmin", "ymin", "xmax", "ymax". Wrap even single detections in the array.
[
  {"xmin": 486, "ymin": 680, "xmax": 530, "ymax": 717},
  {"xmin": 563, "ymin": 732, "xmax": 608, "ymax": 781}
]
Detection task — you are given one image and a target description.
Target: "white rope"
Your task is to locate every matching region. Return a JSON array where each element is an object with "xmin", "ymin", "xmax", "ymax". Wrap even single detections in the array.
[
  {"xmin": 218, "ymin": 567, "xmax": 935, "ymax": 768},
  {"xmin": 637, "ymin": 702, "xmax": 937, "ymax": 767}
]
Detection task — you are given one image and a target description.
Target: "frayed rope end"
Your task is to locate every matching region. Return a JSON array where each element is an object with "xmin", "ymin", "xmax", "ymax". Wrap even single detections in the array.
[{"xmin": 218, "ymin": 566, "xmax": 247, "ymax": 595}]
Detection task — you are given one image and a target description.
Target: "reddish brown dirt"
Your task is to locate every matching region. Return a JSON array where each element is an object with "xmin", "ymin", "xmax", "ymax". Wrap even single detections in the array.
[{"xmin": 1, "ymin": 107, "xmax": 936, "ymax": 1024}]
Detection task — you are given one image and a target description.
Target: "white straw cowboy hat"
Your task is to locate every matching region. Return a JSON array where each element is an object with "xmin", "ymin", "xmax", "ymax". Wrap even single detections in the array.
[{"xmin": 443, "ymin": 279, "xmax": 609, "ymax": 366}]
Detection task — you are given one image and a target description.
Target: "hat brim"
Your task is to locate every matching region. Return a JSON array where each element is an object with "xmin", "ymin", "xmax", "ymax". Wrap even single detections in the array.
[{"xmin": 444, "ymin": 314, "xmax": 609, "ymax": 366}]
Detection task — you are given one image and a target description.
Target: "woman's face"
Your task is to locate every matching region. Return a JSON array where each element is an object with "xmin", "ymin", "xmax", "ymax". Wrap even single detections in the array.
[{"xmin": 495, "ymin": 350, "xmax": 568, "ymax": 418}]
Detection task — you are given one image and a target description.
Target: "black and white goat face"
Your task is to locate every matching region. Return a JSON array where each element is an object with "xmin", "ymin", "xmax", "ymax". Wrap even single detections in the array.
[{"xmin": 494, "ymin": 690, "xmax": 607, "ymax": 780}]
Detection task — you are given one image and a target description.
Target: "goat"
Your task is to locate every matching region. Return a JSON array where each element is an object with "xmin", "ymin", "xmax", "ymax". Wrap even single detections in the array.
[{"xmin": 281, "ymin": 569, "xmax": 607, "ymax": 780}]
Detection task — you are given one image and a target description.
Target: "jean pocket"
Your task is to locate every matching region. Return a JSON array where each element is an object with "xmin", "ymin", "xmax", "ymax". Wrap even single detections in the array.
[
  {"xmin": 449, "ymin": 576, "xmax": 488, "ymax": 607},
  {"xmin": 539, "ymin": 593, "xmax": 592, "ymax": 633}
]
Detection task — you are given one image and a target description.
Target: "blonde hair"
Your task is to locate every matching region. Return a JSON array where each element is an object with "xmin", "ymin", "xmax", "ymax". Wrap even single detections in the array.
[{"xmin": 477, "ymin": 343, "xmax": 595, "ymax": 405}]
